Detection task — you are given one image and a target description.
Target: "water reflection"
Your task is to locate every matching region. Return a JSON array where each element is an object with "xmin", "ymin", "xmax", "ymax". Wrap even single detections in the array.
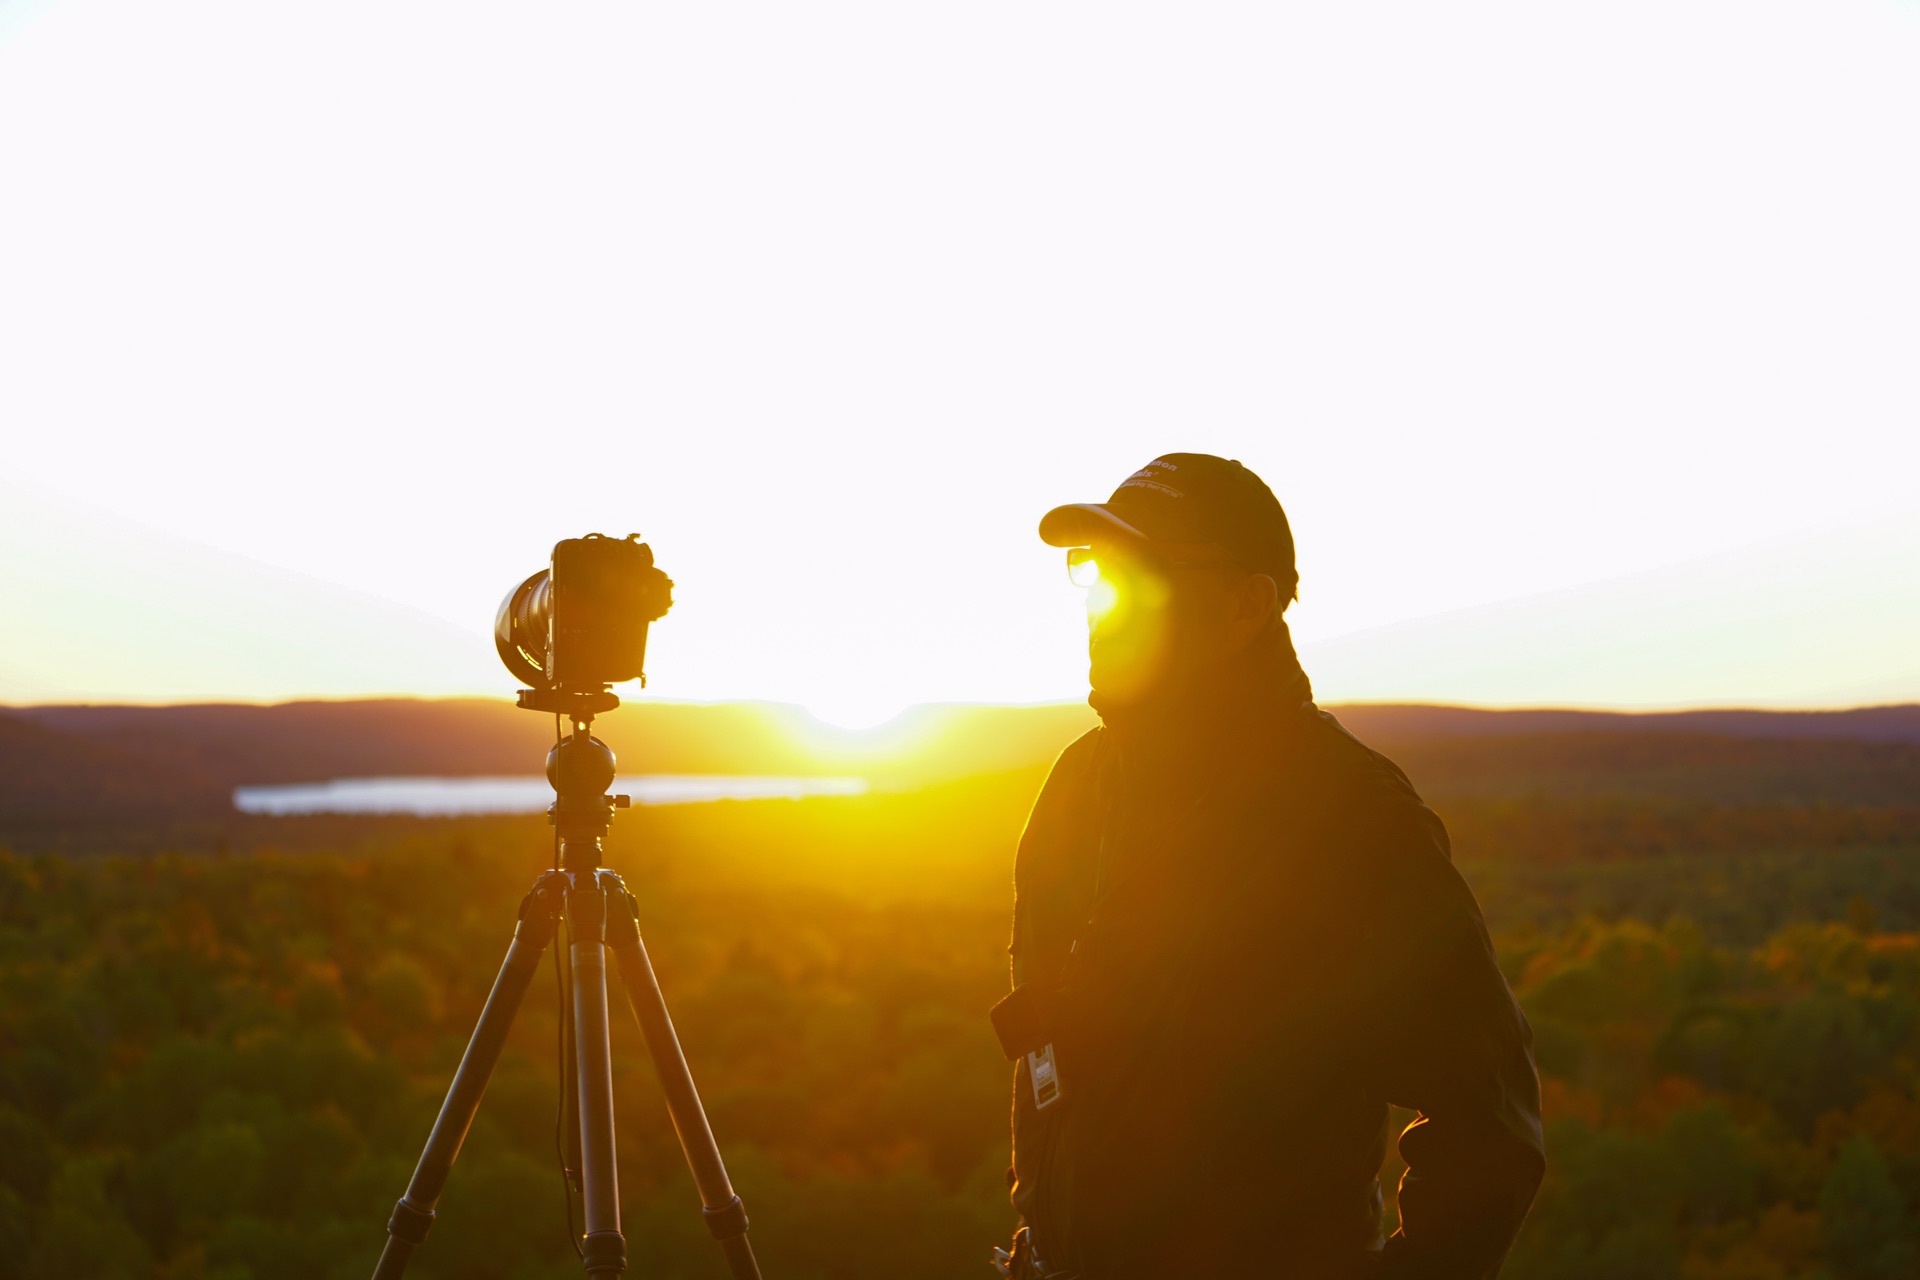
[{"xmin": 233, "ymin": 775, "xmax": 869, "ymax": 816}]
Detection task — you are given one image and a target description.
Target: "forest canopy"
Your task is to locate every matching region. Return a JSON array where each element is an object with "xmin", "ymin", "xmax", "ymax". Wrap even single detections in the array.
[{"xmin": 1, "ymin": 708, "xmax": 1917, "ymax": 1279}]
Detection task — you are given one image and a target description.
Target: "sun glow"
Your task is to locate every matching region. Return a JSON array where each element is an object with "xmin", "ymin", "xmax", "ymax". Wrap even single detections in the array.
[
  {"xmin": 801, "ymin": 692, "xmax": 918, "ymax": 733},
  {"xmin": 2, "ymin": 3, "xmax": 1918, "ymax": 712}
]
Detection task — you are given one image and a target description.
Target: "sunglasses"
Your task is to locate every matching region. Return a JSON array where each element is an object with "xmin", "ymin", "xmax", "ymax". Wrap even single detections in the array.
[{"xmin": 1065, "ymin": 545, "xmax": 1236, "ymax": 588}]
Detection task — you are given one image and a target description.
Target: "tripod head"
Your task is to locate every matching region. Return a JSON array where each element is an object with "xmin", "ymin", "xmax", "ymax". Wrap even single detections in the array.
[
  {"xmin": 536, "ymin": 714, "xmax": 629, "ymax": 876},
  {"xmin": 517, "ymin": 686, "xmax": 623, "ymax": 718}
]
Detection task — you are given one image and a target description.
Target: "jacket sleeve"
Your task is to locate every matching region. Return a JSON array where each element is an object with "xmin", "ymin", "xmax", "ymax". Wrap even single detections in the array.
[
  {"xmin": 1004, "ymin": 728, "xmax": 1105, "ymax": 1218},
  {"xmin": 1009, "ymin": 727, "xmax": 1105, "ymax": 991},
  {"xmin": 1366, "ymin": 798, "xmax": 1546, "ymax": 1280}
]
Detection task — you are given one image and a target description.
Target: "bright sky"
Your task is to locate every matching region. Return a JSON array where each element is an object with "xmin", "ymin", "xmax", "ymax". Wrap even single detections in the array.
[{"xmin": 2, "ymin": 0, "xmax": 1916, "ymax": 727}]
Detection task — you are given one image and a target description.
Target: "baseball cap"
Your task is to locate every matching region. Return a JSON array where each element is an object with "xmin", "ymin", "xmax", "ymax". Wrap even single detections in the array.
[{"xmin": 1039, "ymin": 453, "xmax": 1298, "ymax": 598}]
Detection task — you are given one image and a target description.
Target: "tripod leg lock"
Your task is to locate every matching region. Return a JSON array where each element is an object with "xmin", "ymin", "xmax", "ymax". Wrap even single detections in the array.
[
  {"xmin": 516, "ymin": 870, "xmax": 569, "ymax": 929},
  {"xmin": 582, "ymin": 1229, "xmax": 627, "ymax": 1276},
  {"xmin": 702, "ymin": 1194, "xmax": 751, "ymax": 1240},
  {"xmin": 386, "ymin": 1196, "xmax": 436, "ymax": 1246}
]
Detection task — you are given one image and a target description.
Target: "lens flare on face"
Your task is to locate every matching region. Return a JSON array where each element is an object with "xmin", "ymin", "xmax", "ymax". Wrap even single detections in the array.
[
  {"xmin": 1086, "ymin": 576, "xmax": 1120, "ymax": 619},
  {"xmin": 1068, "ymin": 548, "xmax": 1121, "ymax": 618},
  {"xmin": 1084, "ymin": 561, "xmax": 1175, "ymax": 705}
]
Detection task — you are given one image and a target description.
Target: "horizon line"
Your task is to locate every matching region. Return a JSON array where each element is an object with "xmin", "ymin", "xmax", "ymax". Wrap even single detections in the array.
[{"xmin": 6, "ymin": 694, "xmax": 1917, "ymax": 718}]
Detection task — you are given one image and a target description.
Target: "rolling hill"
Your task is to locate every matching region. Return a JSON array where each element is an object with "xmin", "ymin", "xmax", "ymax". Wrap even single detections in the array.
[{"xmin": 2, "ymin": 698, "xmax": 1915, "ymax": 853}]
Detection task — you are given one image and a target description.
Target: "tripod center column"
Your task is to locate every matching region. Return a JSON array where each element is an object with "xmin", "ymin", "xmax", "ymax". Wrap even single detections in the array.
[{"xmin": 566, "ymin": 871, "xmax": 628, "ymax": 1278}]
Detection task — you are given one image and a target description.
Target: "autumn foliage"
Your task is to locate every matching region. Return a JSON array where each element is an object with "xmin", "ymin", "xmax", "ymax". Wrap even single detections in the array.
[{"xmin": 1, "ymin": 722, "xmax": 1917, "ymax": 1279}]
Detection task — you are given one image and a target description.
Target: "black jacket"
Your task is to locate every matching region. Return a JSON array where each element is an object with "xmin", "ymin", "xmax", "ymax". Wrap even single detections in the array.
[{"xmin": 999, "ymin": 690, "xmax": 1544, "ymax": 1278}]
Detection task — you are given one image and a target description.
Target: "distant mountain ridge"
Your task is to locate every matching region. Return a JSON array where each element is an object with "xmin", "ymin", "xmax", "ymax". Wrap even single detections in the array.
[
  {"xmin": 3, "ymin": 698, "xmax": 1916, "ymax": 836},
  {"xmin": 4, "ymin": 698, "xmax": 1102, "ymax": 791},
  {"xmin": 1329, "ymin": 702, "xmax": 1920, "ymax": 744},
  {"xmin": 0, "ymin": 708, "xmax": 228, "ymax": 827}
]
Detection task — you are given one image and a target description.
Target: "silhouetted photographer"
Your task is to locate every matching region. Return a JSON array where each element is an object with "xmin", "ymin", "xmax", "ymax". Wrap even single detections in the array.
[{"xmin": 991, "ymin": 455, "xmax": 1545, "ymax": 1278}]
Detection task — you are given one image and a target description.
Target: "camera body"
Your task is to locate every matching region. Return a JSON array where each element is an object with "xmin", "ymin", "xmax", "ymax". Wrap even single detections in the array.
[{"xmin": 496, "ymin": 534, "xmax": 674, "ymax": 697}]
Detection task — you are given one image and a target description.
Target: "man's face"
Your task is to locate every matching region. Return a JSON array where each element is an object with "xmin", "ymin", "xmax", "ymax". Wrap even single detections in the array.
[{"xmin": 1082, "ymin": 540, "xmax": 1248, "ymax": 707}]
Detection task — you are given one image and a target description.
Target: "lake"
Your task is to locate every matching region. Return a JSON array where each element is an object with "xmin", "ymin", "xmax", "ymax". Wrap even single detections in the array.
[{"xmin": 232, "ymin": 775, "xmax": 870, "ymax": 816}]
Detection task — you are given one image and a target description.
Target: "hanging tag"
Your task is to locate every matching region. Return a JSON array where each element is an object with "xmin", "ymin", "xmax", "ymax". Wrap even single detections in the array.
[{"xmin": 1028, "ymin": 1042, "xmax": 1063, "ymax": 1110}]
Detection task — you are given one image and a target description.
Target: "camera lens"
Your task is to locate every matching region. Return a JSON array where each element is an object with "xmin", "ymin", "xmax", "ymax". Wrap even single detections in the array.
[{"xmin": 495, "ymin": 570, "xmax": 553, "ymax": 688}]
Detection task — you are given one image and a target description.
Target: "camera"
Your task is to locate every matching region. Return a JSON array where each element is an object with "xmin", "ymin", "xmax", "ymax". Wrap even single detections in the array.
[{"xmin": 495, "ymin": 534, "xmax": 674, "ymax": 701}]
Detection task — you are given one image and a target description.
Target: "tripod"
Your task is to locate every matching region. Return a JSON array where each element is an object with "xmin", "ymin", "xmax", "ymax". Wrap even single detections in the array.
[{"xmin": 372, "ymin": 702, "xmax": 762, "ymax": 1280}]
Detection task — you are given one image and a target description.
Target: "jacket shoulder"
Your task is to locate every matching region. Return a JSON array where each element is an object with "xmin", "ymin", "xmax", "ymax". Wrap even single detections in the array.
[
  {"xmin": 1294, "ymin": 708, "xmax": 1418, "ymax": 796},
  {"xmin": 1290, "ymin": 708, "xmax": 1452, "ymax": 862},
  {"xmin": 1026, "ymin": 724, "xmax": 1109, "ymax": 816},
  {"xmin": 1015, "ymin": 726, "xmax": 1107, "ymax": 874},
  {"xmin": 1049, "ymin": 724, "xmax": 1107, "ymax": 777}
]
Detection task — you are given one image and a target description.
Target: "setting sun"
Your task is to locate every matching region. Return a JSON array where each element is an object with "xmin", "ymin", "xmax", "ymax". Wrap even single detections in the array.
[{"xmin": 799, "ymin": 694, "xmax": 917, "ymax": 733}]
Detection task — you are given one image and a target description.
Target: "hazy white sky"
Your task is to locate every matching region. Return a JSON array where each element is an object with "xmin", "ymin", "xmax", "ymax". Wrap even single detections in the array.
[{"xmin": 2, "ymin": 0, "xmax": 1916, "ymax": 725}]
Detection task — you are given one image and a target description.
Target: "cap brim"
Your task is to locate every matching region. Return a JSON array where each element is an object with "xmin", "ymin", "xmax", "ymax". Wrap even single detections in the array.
[{"xmin": 1038, "ymin": 503, "xmax": 1153, "ymax": 548}]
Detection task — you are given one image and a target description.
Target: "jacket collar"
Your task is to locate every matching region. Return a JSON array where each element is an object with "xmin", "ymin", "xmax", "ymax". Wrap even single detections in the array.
[{"xmin": 1093, "ymin": 619, "xmax": 1316, "ymax": 792}]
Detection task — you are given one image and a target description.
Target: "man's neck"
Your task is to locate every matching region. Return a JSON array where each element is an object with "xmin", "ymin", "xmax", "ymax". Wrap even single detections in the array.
[{"xmin": 1092, "ymin": 621, "xmax": 1314, "ymax": 785}]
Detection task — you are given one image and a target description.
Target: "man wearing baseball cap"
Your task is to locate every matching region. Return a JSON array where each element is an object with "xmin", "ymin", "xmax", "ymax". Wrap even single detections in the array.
[{"xmin": 990, "ymin": 454, "xmax": 1544, "ymax": 1278}]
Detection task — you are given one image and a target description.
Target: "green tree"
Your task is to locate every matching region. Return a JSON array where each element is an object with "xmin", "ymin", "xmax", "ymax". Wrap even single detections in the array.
[
  {"xmin": 1663, "ymin": 1103, "xmax": 1759, "ymax": 1227},
  {"xmin": 1821, "ymin": 1135, "xmax": 1916, "ymax": 1280},
  {"xmin": 23, "ymin": 1157, "xmax": 154, "ymax": 1280},
  {"xmin": 1503, "ymin": 1121, "xmax": 1682, "ymax": 1280},
  {"xmin": 0, "ymin": 1186, "xmax": 30, "ymax": 1280}
]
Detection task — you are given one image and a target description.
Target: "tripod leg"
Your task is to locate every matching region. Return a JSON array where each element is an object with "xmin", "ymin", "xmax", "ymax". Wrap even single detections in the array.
[
  {"xmin": 559, "ymin": 933, "xmax": 583, "ymax": 1194},
  {"xmin": 604, "ymin": 876, "xmax": 764, "ymax": 1280},
  {"xmin": 372, "ymin": 873, "xmax": 565, "ymax": 1280},
  {"xmin": 569, "ymin": 874, "xmax": 629, "ymax": 1280}
]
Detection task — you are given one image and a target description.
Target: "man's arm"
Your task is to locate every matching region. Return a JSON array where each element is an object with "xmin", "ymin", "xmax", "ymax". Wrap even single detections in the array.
[
  {"xmin": 1000, "ymin": 729, "xmax": 1107, "ymax": 1245},
  {"xmin": 1367, "ymin": 799, "xmax": 1546, "ymax": 1280},
  {"xmin": 1008, "ymin": 727, "xmax": 1106, "ymax": 991}
]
